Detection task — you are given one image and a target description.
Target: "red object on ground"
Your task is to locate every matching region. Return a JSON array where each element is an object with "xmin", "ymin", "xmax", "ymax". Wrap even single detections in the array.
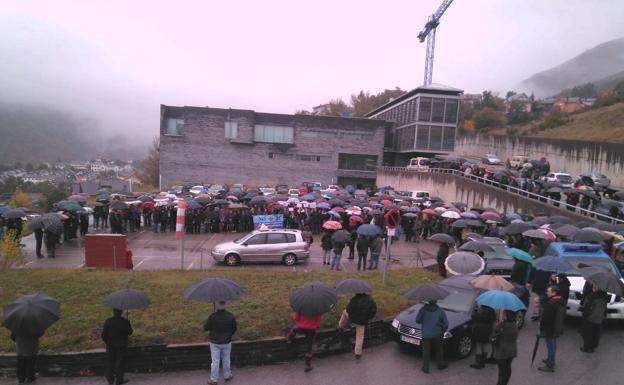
[
  {"xmin": 126, "ymin": 248, "xmax": 133, "ymax": 269},
  {"xmin": 85, "ymin": 234, "xmax": 127, "ymax": 268}
]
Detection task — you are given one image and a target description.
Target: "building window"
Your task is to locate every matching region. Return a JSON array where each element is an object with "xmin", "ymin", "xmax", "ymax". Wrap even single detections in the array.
[
  {"xmin": 445, "ymin": 99, "xmax": 458, "ymax": 123},
  {"xmin": 416, "ymin": 125, "xmax": 430, "ymax": 149},
  {"xmin": 418, "ymin": 97, "xmax": 432, "ymax": 122},
  {"xmin": 224, "ymin": 121, "xmax": 238, "ymax": 139},
  {"xmin": 165, "ymin": 118, "xmax": 184, "ymax": 135},
  {"xmin": 338, "ymin": 154, "xmax": 378, "ymax": 171},
  {"xmin": 432, "ymin": 98, "xmax": 445, "ymax": 123},
  {"xmin": 268, "ymin": 152, "xmax": 293, "ymax": 160},
  {"xmin": 254, "ymin": 125, "xmax": 294, "ymax": 143}
]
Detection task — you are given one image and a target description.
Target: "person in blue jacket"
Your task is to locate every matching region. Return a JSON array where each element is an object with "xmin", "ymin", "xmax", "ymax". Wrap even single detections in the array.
[{"xmin": 416, "ymin": 300, "xmax": 449, "ymax": 373}]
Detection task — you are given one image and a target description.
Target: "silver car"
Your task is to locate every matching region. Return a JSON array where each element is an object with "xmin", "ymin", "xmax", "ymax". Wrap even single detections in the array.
[
  {"xmin": 211, "ymin": 229, "xmax": 310, "ymax": 266},
  {"xmin": 578, "ymin": 172, "xmax": 611, "ymax": 189}
]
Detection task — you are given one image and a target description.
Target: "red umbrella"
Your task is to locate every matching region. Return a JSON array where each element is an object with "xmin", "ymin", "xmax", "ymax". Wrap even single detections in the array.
[
  {"xmin": 422, "ymin": 208, "xmax": 438, "ymax": 216},
  {"xmin": 349, "ymin": 215, "xmax": 364, "ymax": 223},
  {"xmin": 481, "ymin": 211, "xmax": 501, "ymax": 219},
  {"xmin": 333, "ymin": 206, "xmax": 345, "ymax": 213},
  {"xmin": 380, "ymin": 199, "xmax": 392, "ymax": 205},
  {"xmin": 141, "ymin": 202, "xmax": 155, "ymax": 211},
  {"xmin": 322, "ymin": 221, "xmax": 343, "ymax": 230}
]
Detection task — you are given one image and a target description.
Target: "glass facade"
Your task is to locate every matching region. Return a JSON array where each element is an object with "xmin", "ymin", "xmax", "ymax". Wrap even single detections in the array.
[
  {"xmin": 338, "ymin": 154, "xmax": 378, "ymax": 171},
  {"xmin": 254, "ymin": 125, "xmax": 294, "ymax": 143},
  {"xmin": 224, "ymin": 121, "xmax": 238, "ymax": 139},
  {"xmin": 165, "ymin": 118, "xmax": 184, "ymax": 135}
]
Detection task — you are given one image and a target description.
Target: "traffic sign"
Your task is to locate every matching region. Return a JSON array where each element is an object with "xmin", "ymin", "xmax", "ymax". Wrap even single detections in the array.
[{"xmin": 385, "ymin": 209, "xmax": 400, "ymax": 229}]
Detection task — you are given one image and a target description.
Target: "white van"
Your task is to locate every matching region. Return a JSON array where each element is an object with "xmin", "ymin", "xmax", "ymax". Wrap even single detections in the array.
[
  {"xmin": 410, "ymin": 190, "xmax": 430, "ymax": 201},
  {"xmin": 406, "ymin": 157, "xmax": 430, "ymax": 171}
]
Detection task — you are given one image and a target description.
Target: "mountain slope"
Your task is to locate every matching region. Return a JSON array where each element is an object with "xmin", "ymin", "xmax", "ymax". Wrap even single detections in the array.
[{"xmin": 519, "ymin": 38, "xmax": 624, "ymax": 97}]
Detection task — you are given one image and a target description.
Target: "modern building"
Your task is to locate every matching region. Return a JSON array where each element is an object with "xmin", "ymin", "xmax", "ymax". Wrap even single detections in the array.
[
  {"xmin": 159, "ymin": 105, "xmax": 391, "ymax": 188},
  {"xmin": 366, "ymin": 83, "xmax": 463, "ymax": 166}
]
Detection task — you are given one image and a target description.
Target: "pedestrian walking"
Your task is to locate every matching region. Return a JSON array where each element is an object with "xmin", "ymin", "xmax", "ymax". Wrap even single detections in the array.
[
  {"xmin": 338, "ymin": 293, "xmax": 377, "ymax": 359},
  {"xmin": 34, "ymin": 228, "xmax": 44, "ymax": 258},
  {"xmin": 580, "ymin": 286, "xmax": 608, "ymax": 353},
  {"xmin": 302, "ymin": 225, "xmax": 313, "ymax": 246},
  {"xmin": 538, "ymin": 286, "xmax": 566, "ymax": 373},
  {"xmin": 101, "ymin": 308, "xmax": 133, "ymax": 385},
  {"xmin": 331, "ymin": 235, "xmax": 346, "ymax": 271},
  {"xmin": 470, "ymin": 304, "xmax": 496, "ymax": 369},
  {"xmin": 203, "ymin": 301, "xmax": 237, "ymax": 385},
  {"xmin": 436, "ymin": 242, "xmax": 449, "ymax": 278},
  {"xmin": 356, "ymin": 235, "xmax": 370, "ymax": 271},
  {"xmin": 416, "ymin": 300, "xmax": 448, "ymax": 373},
  {"xmin": 44, "ymin": 229, "xmax": 57, "ymax": 258},
  {"xmin": 367, "ymin": 235, "xmax": 382, "ymax": 270},
  {"xmin": 286, "ymin": 311, "xmax": 323, "ymax": 372},
  {"xmin": 10, "ymin": 330, "xmax": 43, "ymax": 384},
  {"xmin": 321, "ymin": 230, "xmax": 333, "ymax": 265},
  {"xmin": 493, "ymin": 310, "xmax": 518, "ymax": 385}
]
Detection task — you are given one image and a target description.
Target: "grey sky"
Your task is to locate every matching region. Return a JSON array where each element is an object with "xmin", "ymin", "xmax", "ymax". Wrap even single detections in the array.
[{"xmin": 1, "ymin": 0, "xmax": 623, "ymax": 145}]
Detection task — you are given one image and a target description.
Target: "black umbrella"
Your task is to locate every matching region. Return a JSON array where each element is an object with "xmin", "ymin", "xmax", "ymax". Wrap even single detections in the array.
[
  {"xmin": 579, "ymin": 190, "xmax": 599, "ymax": 199},
  {"xmin": 335, "ymin": 279, "xmax": 373, "ymax": 294},
  {"xmin": 579, "ymin": 267, "xmax": 624, "ymax": 296},
  {"xmin": 109, "ymin": 200, "xmax": 128, "ymax": 210},
  {"xmin": 96, "ymin": 195, "xmax": 111, "ymax": 203},
  {"xmin": 531, "ymin": 335, "xmax": 541, "ymax": 367},
  {"xmin": 137, "ymin": 195, "xmax": 154, "ymax": 203},
  {"xmin": 549, "ymin": 216, "xmax": 572, "ymax": 225},
  {"xmin": 503, "ymin": 222, "xmax": 533, "ymax": 235},
  {"xmin": 460, "ymin": 241, "xmax": 495, "ymax": 253},
  {"xmin": 428, "ymin": 233, "xmax": 455, "ymax": 244},
  {"xmin": 451, "ymin": 219, "xmax": 469, "ymax": 228},
  {"xmin": 248, "ymin": 196, "xmax": 270, "ymax": 205},
  {"xmin": 2, "ymin": 208, "xmax": 26, "ymax": 219},
  {"xmin": 553, "ymin": 224, "xmax": 580, "ymax": 238},
  {"xmin": 467, "ymin": 219, "xmax": 486, "ymax": 228},
  {"xmin": 102, "ymin": 289, "xmax": 151, "ymax": 310},
  {"xmin": 571, "ymin": 228, "xmax": 604, "ymax": 243},
  {"xmin": 332, "ymin": 229, "xmax": 351, "ymax": 243},
  {"xmin": 529, "ymin": 216, "xmax": 550, "ymax": 226},
  {"xmin": 403, "ymin": 284, "xmax": 450, "ymax": 302},
  {"xmin": 2, "ymin": 293, "xmax": 60, "ymax": 334},
  {"xmin": 290, "ymin": 282, "xmax": 337, "ymax": 316},
  {"xmin": 28, "ymin": 216, "xmax": 45, "ymax": 231},
  {"xmin": 184, "ymin": 278, "xmax": 245, "ymax": 303},
  {"xmin": 594, "ymin": 222, "xmax": 620, "ymax": 232},
  {"xmin": 328, "ymin": 199, "xmax": 346, "ymax": 207},
  {"xmin": 187, "ymin": 200, "xmax": 202, "ymax": 210}
]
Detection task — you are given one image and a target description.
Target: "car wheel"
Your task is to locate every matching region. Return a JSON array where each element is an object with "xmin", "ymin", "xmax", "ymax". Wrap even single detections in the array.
[
  {"xmin": 283, "ymin": 253, "xmax": 297, "ymax": 266},
  {"xmin": 455, "ymin": 333, "xmax": 473, "ymax": 358},
  {"xmin": 224, "ymin": 254, "xmax": 239, "ymax": 266},
  {"xmin": 516, "ymin": 310, "xmax": 526, "ymax": 329}
]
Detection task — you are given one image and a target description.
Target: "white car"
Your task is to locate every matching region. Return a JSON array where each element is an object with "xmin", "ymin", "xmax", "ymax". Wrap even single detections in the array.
[
  {"xmin": 481, "ymin": 154, "xmax": 501, "ymax": 165},
  {"xmin": 566, "ymin": 275, "xmax": 624, "ymax": 320},
  {"xmin": 327, "ymin": 185, "xmax": 340, "ymax": 192},
  {"xmin": 288, "ymin": 189, "xmax": 300, "ymax": 198},
  {"xmin": 542, "ymin": 172, "xmax": 573, "ymax": 189},
  {"xmin": 189, "ymin": 185, "xmax": 204, "ymax": 195},
  {"xmin": 259, "ymin": 187, "xmax": 276, "ymax": 196}
]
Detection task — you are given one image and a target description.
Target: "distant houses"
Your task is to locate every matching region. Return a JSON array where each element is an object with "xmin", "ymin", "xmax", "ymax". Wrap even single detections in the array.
[{"xmin": 540, "ymin": 96, "xmax": 597, "ymax": 113}]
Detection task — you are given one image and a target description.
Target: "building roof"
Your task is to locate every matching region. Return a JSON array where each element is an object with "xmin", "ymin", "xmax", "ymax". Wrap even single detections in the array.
[{"xmin": 365, "ymin": 83, "xmax": 463, "ymax": 117}]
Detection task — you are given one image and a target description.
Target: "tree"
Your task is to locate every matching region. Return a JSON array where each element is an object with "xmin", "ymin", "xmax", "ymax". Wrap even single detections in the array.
[
  {"xmin": 505, "ymin": 90, "xmax": 517, "ymax": 100},
  {"xmin": 350, "ymin": 91, "xmax": 378, "ymax": 117},
  {"xmin": 614, "ymin": 80, "xmax": 624, "ymax": 100},
  {"xmin": 8, "ymin": 189, "xmax": 32, "ymax": 209},
  {"xmin": 476, "ymin": 91, "xmax": 505, "ymax": 111},
  {"xmin": 139, "ymin": 137, "xmax": 160, "ymax": 188},
  {"xmin": 472, "ymin": 108, "xmax": 506, "ymax": 130},
  {"xmin": 321, "ymin": 99, "xmax": 353, "ymax": 117},
  {"xmin": 507, "ymin": 100, "xmax": 532, "ymax": 124}
]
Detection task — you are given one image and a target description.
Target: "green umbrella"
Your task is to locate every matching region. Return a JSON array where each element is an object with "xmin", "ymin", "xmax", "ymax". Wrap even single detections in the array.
[
  {"xmin": 58, "ymin": 201, "xmax": 83, "ymax": 211},
  {"xmin": 505, "ymin": 248, "xmax": 533, "ymax": 263}
]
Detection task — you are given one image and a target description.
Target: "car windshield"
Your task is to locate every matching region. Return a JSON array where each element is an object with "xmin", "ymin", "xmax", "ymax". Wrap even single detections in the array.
[
  {"xmin": 596, "ymin": 173, "xmax": 607, "ymax": 178},
  {"xmin": 556, "ymin": 175, "xmax": 572, "ymax": 182},
  {"xmin": 437, "ymin": 288, "xmax": 475, "ymax": 312},
  {"xmin": 233, "ymin": 234, "xmax": 250, "ymax": 244},
  {"xmin": 564, "ymin": 257, "xmax": 620, "ymax": 277}
]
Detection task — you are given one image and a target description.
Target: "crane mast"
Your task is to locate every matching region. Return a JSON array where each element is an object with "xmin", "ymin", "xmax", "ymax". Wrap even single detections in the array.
[{"xmin": 418, "ymin": 0, "xmax": 454, "ymax": 85}]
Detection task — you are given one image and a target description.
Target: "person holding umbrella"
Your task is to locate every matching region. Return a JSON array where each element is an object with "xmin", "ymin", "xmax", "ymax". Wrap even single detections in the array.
[
  {"xmin": 469, "ymin": 304, "xmax": 496, "ymax": 369},
  {"xmin": 101, "ymin": 309, "xmax": 133, "ymax": 385},
  {"xmin": 436, "ymin": 242, "xmax": 450, "ymax": 278},
  {"xmin": 368, "ymin": 234, "xmax": 383, "ymax": 270},
  {"xmin": 321, "ymin": 229, "xmax": 334, "ymax": 265},
  {"xmin": 356, "ymin": 235, "xmax": 370, "ymax": 271},
  {"xmin": 416, "ymin": 299, "xmax": 449, "ymax": 373},
  {"xmin": 337, "ymin": 283, "xmax": 377, "ymax": 359},
  {"xmin": 538, "ymin": 285, "xmax": 566, "ymax": 373},
  {"xmin": 204, "ymin": 301, "xmax": 237, "ymax": 384},
  {"xmin": 580, "ymin": 285, "xmax": 608, "ymax": 353},
  {"xmin": 492, "ymin": 310, "xmax": 518, "ymax": 385}
]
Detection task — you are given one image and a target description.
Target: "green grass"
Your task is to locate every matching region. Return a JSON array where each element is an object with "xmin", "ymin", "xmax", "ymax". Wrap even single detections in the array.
[{"xmin": 0, "ymin": 268, "xmax": 438, "ymax": 353}]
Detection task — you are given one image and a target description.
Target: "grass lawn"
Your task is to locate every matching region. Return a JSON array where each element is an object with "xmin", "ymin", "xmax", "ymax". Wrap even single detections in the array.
[{"xmin": 0, "ymin": 268, "xmax": 438, "ymax": 353}]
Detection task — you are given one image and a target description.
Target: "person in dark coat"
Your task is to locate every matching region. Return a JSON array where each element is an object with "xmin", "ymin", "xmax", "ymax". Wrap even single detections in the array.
[
  {"xmin": 470, "ymin": 304, "xmax": 496, "ymax": 369},
  {"xmin": 34, "ymin": 228, "xmax": 44, "ymax": 258},
  {"xmin": 347, "ymin": 223, "xmax": 357, "ymax": 260},
  {"xmin": 203, "ymin": 301, "xmax": 237, "ymax": 385},
  {"xmin": 555, "ymin": 273, "xmax": 571, "ymax": 305},
  {"xmin": 580, "ymin": 287, "xmax": 608, "ymax": 353},
  {"xmin": 510, "ymin": 259, "xmax": 530, "ymax": 286},
  {"xmin": 436, "ymin": 243, "xmax": 449, "ymax": 278},
  {"xmin": 10, "ymin": 330, "xmax": 43, "ymax": 384},
  {"xmin": 367, "ymin": 235, "xmax": 383, "ymax": 270},
  {"xmin": 44, "ymin": 229, "xmax": 57, "ymax": 258},
  {"xmin": 356, "ymin": 235, "xmax": 370, "ymax": 271},
  {"xmin": 493, "ymin": 310, "xmax": 518, "ymax": 385},
  {"xmin": 330, "ymin": 235, "xmax": 346, "ymax": 271},
  {"xmin": 538, "ymin": 286, "xmax": 566, "ymax": 372},
  {"xmin": 79, "ymin": 211, "xmax": 89, "ymax": 237},
  {"xmin": 321, "ymin": 230, "xmax": 333, "ymax": 265},
  {"xmin": 101, "ymin": 308, "xmax": 133, "ymax": 385},
  {"xmin": 529, "ymin": 268, "xmax": 551, "ymax": 320},
  {"xmin": 416, "ymin": 301, "xmax": 449, "ymax": 373},
  {"xmin": 339, "ymin": 293, "xmax": 377, "ymax": 358}
]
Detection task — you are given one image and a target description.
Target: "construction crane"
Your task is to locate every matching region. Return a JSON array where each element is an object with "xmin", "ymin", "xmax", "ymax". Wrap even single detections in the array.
[{"xmin": 417, "ymin": 0, "xmax": 454, "ymax": 85}]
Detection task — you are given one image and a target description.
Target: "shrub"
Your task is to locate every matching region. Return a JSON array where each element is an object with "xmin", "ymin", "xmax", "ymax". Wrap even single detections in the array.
[
  {"xmin": 0, "ymin": 230, "xmax": 26, "ymax": 269},
  {"xmin": 8, "ymin": 189, "xmax": 32, "ymax": 209}
]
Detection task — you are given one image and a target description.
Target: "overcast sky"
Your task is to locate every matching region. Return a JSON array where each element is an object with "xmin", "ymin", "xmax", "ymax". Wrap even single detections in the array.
[{"xmin": 1, "ymin": 0, "xmax": 623, "ymax": 144}]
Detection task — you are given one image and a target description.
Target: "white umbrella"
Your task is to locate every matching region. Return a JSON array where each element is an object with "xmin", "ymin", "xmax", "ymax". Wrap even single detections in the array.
[{"xmin": 441, "ymin": 211, "xmax": 461, "ymax": 219}]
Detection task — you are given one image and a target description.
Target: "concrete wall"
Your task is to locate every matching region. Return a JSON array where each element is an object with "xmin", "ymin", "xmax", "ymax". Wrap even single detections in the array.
[{"xmin": 160, "ymin": 106, "xmax": 388, "ymax": 188}]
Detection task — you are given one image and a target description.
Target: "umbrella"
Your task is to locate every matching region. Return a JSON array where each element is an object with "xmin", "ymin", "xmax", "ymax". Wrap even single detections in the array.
[
  {"xmin": 460, "ymin": 241, "xmax": 495, "ymax": 253},
  {"xmin": 471, "ymin": 275, "xmax": 514, "ymax": 291},
  {"xmin": 327, "ymin": 211, "xmax": 341, "ymax": 219},
  {"xmin": 505, "ymin": 213, "xmax": 523, "ymax": 221},
  {"xmin": 187, "ymin": 200, "xmax": 202, "ymax": 210},
  {"xmin": 328, "ymin": 199, "xmax": 346, "ymax": 207},
  {"xmin": 475, "ymin": 290, "xmax": 526, "ymax": 311},
  {"xmin": 108, "ymin": 200, "xmax": 127, "ymax": 210},
  {"xmin": 422, "ymin": 208, "xmax": 438, "ymax": 216},
  {"xmin": 402, "ymin": 212, "xmax": 419, "ymax": 218},
  {"xmin": 428, "ymin": 233, "xmax": 455, "ymax": 244},
  {"xmin": 2, "ymin": 293, "xmax": 60, "ymax": 334},
  {"xmin": 445, "ymin": 251, "xmax": 485, "ymax": 275},
  {"xmin": 403, "ymin": 284, "xmax": 450, "ymax": 302},
  {"xmin": 460, "ymin": 211, "xmax": 480, "ymax": 219},
  {"xmin": 441, "ymin": 211, "xmax": 461, "ymax": 219},
  {"xmin": 467, "ymin": 219, "xmax": 486, "ymax": 228},
  {"xmin": 290, "ymin": 282, "xmax": 337, "ymax": 316},
  {"xmin": 212, "ymin": 199, "xmax": 231, "ymax": 206},
  {"xmin": 302, "ymin": 194, "xmax": 316, "ymax": 202},
  {"xmin": 141, "ymin": 201, "xmax": 155, "ymax": 211},
  {"xmin": 533, "ymin": 256, "xmax": 574, "ymax": 272},
  {"xmin": 451, "ymin": 219, "xmax": 470, "ymax": 228},
  {"xmin": 333, "ymin": 206, "xmax": 346, "ymax": 213},
  {"xmin": 505, "ymin": 248, "xmax": 533, "ymax": 263},
  {"xmin": 503, "ymin": 222, "xmax": 534, "ymax": 235},
  {"xmin": 553, "ymin": 224, "xmax": 580, "ymax": 237},
  {"xmin": 287, "ymin": 197, "xmax": 300, "ymax": 205},
  {"xmin": 322, "ymin": 221, "xmax": 342, "ymax": 230},
  {"xmin": 195, "ymin": 194, "xmax": 212, "ymax": 203},
  {"xmin": 68, "ymin": 194, "xmax": 87, "ymax": 203},
  {"xmin": 184, "ymin": 278, "xmax": 245, "ymax": 303},
  {"xmin": 249, "ymin": 196, "xmax": 271, "ymax": 205},
  {"xmin": 529, "ymin": 216, "xmax": 550, "ymax": 227},
  {"xmin": 579, "ymin": 267, "xmax": 624, "ymax": 296},
  {"xmin": 356, "ymin": 224, "xmax": 380, "ymax": 236},
  {"xmin": 96, "ymin": 195, "xmax": 110, "ymax": 203},
  {"xmin": 522, "ymin": 229, "xmax": 550, "ymax": 240},
  {"xmin": 102, "ymin": 289, "xmax": 151, "ymax": 310},
  {"xmin": 480, "ymin": 211, "xmax": 501, "ymax": 221},
  {"xmin": 332, "ymin": 229, "xmax": 351, "ymax": 243},
  {"xmin": 531, "ymin": 335, "xmax": 541, "ymax": 367},
  {"xmin": 137, "ymin": 195, "xmax": 154, "ymax": 203},
  {"xmin": 572, "ymin": 228, "xmax": 604, "ymax": 243},
  {"xmin": 575, "ymin": 221, "xmax": 594, "ymax": 229},
  {"xmin": 549, "ymin": 216, "xmax": 572, "ymax": 225},
  {"xmin": 537, "ymin": 228, "xmax": 557, "ymax": 241},
  {"xmin": 335, "ymin": 279, "xmax": 373, "ymax": 294},
  {"xmin": 316, "ymin": 202, "xmax": 331, "ymax": 210},
  {"xmin": 2, "ymin": 208, "xmax": 26, "ymax": 219},
  {"xmin": 380, "ymin": 199, "xmax": 392, "ymax": 205},
  {"xmin": 27, "ymin": 216, "xmax": 45, "ymax": 231}
]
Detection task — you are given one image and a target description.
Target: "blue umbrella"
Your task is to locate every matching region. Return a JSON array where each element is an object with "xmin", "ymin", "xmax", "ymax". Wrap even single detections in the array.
[
  {"xmin": 357, "ymin": 224, "xmax": 380, "ymax": 237},
  {"xmin": 302, "ymin": 194, "xmax": 316, "ymax": 202},
  {"xmin": 533, "ymin": 256, "xmax": 574, "ymax": 273},
  {"xmin": 476, "ymin": 290, "xmax": 526, "ymax": 311},
  {"xmin": 460, "ymin": 211, "xmax": 480, "ymax": 219},
  {"xmin": 316, "ymin": 202, "xmax": 331, "ymax": 210},
  {"xmin": 505, "ymin": 213, "xmax": 522, "ymax": 221},
  {"xmin": 505, "ymin": 248, "xmax": 534, "ymax": 263}
]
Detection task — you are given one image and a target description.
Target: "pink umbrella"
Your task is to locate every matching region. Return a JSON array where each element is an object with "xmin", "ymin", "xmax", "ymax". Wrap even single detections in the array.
[
  {"xmin": 333, "ymin": 207, "xmax": 345, "ymax": 213},
  {"xmin": 422, "ymin": 208, "xmax": 438, "ymax": 216},
  {"xmin": 538, "ymin": 228, "xmax": 557, "ymax": 241},
  {"xmin": 322, "ymin": 221, "xmax": 343, "ymax": 230},
  {"xmin": 481, "ymin": 211, "xmax": 501, "ymax": 219},
  {"xmin": 380, "ymin": 199, "xmax": 392, "ymax": 205},
  {"xmin": 349, "ymin": 215, "xmax": 364, "ymax": 223}
]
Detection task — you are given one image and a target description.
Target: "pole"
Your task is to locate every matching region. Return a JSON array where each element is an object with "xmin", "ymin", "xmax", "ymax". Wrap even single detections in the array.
[
  {"xmin": 176, "ymin": 199, "xmax": 187, "ymax": 270},
  {"xmin": 113, "ymin": 245, "xmax": 117, "ymax": 270},
  {"xmin": 383, "ymin": 231, "xmax": 393, "ymax": 286},
  {"xmin": 180, "ymin": 225, "xmax": 185, "ymax": 270},
  {"xmin": 200, "ymin": 248, "xmax": 204, "ymax": 270}
]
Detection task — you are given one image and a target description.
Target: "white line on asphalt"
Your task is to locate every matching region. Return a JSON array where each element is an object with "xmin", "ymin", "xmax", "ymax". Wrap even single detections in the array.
[
  {"xmin": 76, "ymin": 263, "xmax": 85, "ymax": 268},
  {"xmin": 134, "ymin": 257, "xmax": 153, "ymax": 269}
]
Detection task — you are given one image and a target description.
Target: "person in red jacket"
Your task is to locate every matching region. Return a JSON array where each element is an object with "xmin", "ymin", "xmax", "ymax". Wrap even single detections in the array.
[
  {"xmin": 125, "ymin": 248, "xmax": 133, "ymax": 270},
  {"xmin": 286, "ymin": 312, "xmax": 322, "ymax": 372}
]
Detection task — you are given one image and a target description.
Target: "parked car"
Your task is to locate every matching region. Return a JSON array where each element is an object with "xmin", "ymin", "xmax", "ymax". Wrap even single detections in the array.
[
  {"xmin": 542, "ymin": 172, "xmax": 573, "ymax": 189},
  {"xmin": 288, "ymin": 188, "xmax": 300, "ymax": 198},
  {"xmin": 168, "ymin": 185, "xmax": 183, "ymax": 195},
  {"xmin": 211, "ymin": 229, "xmax": 310, "ymax": 266},
  {"xmin": 275, "ymin": 184, "xmax": 289, "ymax": 194},
  {"xmin": 188, "ymin": 185, "xmax": 205, "ymax": 195},
  {"xmin": 410, "ymin": 190, "xmax": 430, "ymax": 203},
  {"xmin": 406, "ymin": 157, "xmax": 431, "ymax": 171},
  {"xmin": 545, "ymin": 242, "xmax": 624, "ymax": 320},
  {"xmin": 481, "ymin": 154, "xmax": 501, "ymax": 165},
  {"xmin": 577, "ymin": 172, "xmax": 611, "ymax": 189},
  {"xmin": 391, "ymin": 275, "xmax": 477, "ymax": 358},
  {"xmin": 259, "ymin": 187, "xmax": 276, "ymax": 196},
  {"xmin": 509, "ymin": 155, "xmax": 530, "ymax": 169},
  {"xmin": 208, "ymin": 184, "xmax": 226, "ymax": 195}
]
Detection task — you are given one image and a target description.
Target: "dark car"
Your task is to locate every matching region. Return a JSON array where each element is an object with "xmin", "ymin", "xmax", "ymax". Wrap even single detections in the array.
[
  {"xmin": 594, "ymin": 199, "xmax": 624, "ymax": 221},
  {"xmin": 391, "ymin": 275, "xmax": 477, "ymax": 358}
]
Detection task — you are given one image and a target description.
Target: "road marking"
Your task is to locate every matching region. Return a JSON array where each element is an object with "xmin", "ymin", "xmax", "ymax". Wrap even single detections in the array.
[
  {"xmin": 76, "ymin": 263, "xmax": 85, "ymax": 268},
  {"xmin": 187, "ymin": 261, "xmax": 195, "ymax": 270},
  {"xmin": 25, "ymin": 261, "xmax": 34, "ymax": 266},
  {"xmin": 134, "ymin": 257, "xmax": 153, "ymax": 269}
]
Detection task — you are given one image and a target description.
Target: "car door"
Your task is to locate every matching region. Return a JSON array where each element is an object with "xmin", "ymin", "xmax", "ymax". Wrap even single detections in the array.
[
  {"xmin": 265, "ymin": 233, "xmax": 288, "ymax": 262},
  {"xmin": 241, "ymin": 233, "xmax": 268, "ymax": 262}
]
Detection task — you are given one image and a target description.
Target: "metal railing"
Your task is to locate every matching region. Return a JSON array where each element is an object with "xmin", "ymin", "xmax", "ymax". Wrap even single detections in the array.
[{"xmin": 377, "ymin": 166, "xmax": 624, "ymax": 225}]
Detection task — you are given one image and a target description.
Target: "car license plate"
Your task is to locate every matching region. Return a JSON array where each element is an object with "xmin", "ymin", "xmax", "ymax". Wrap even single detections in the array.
[{"xmin": 400, "ymin": 335, "xmax": 421, "ymax": 345}]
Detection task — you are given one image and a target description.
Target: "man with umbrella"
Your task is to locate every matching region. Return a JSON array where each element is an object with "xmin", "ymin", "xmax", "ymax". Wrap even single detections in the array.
[
  {"xmin": 538, "ymin": 286, "xmax": 566, "ymax": 373},
  {"xmin": 580, "ymin": 285, "xmax": 608, "ymax": 353},
  {"xmin": 101, "ymin": 308, "xmax": 134, "ymax": 385},
  {"xmin": 338, "ymin": 290, "xmax": 377, "ymax": 359},
  {"xmin": 416, "ymin": 299, "xmax": 449, "ymax": 373},
  {"xmin": 204, "ymin": 301, "xmax": 237, "ymax": 384}
]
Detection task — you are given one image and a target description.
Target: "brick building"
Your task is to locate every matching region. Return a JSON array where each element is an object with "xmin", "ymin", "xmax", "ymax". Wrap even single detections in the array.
[
  {"xmin": 159, "ymin": 105, "xmax": 390, "ymax": 188},
  {"xmin": 366, "ymin": 83, "xmax": 463, "ymax": 166}
]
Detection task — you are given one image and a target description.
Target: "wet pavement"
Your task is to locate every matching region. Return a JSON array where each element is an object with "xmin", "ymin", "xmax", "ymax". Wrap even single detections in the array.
[
  {"xmin": 18, "ymin": 229, "xmax": 439, "ymax": 272},
  {"xmin": 2, "ymin": 315, "xmax": 622, "ymax": 385}
]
